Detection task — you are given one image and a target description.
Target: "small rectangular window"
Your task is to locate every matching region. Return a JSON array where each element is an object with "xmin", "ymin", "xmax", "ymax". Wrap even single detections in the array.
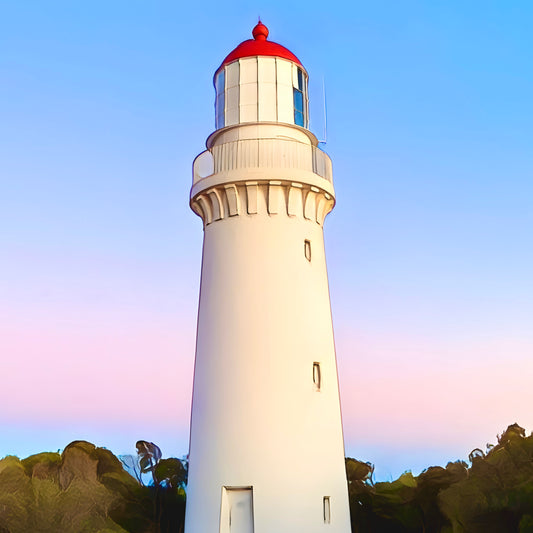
[
  {"xmin": 313, "ymin": 362, "xmax": 321, "ymax": 391},
  {"xmin": 304, "ymin": 239, "xmax": 311, "ymax": 261},
  {"xmin": 323, "ymin": 496, "xmax": 331, "ymax": 524}
]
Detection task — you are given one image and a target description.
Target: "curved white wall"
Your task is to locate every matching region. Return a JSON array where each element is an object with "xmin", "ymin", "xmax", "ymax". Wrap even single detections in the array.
[{"xmin": 185, "ymin": 168, "xmax": 351, "ymax": 532}]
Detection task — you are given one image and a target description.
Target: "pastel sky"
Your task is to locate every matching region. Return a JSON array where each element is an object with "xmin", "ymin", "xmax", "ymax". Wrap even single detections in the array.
[{"xmin": 2, "ymin": 1, "xmax": 532, "ymax": 480}]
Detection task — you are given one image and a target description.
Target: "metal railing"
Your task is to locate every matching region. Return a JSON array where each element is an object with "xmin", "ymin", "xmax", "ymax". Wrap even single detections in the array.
[{"xmin": 193, "ymin": 138, "xmax": 332, "ymax": 185}]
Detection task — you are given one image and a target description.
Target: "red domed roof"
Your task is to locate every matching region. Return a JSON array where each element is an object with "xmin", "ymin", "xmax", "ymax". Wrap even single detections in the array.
[{"xmin": 217, "ymin": 22, "xmax": 302, "ymax": 71}]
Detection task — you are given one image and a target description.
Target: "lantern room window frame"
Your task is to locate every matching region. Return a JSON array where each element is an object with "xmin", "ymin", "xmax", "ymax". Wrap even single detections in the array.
[
  {"xmin": 215, "ymin": 61, "xmax": 309, "ymax": 130},
  {"xmin": 293, "ymin": 67, "xmax": 308, "ymax": 128}
]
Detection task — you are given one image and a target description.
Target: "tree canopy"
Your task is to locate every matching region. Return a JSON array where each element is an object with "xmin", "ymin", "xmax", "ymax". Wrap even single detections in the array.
[
  {"xmin": 0, "ymin": 440, "xmax": 185, "ymax": 533},
  {"xmin": 2, "ymin": 424, "xmax": 533, "ymax": 532},
  {"xmin": 347, "ymin": 424, "xmax": 533, "ymax": 532}
]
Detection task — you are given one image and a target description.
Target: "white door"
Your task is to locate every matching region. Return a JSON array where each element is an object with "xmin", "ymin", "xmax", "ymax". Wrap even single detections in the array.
[{"xmin": 221, "ymin": 487, "xmax": 254, "ymax": 533}]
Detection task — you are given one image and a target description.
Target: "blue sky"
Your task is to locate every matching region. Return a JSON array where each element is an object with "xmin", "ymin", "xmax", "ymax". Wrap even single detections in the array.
[{"xmin": 1, "ymin": 1, "xmax": 532, "ymax": 480}]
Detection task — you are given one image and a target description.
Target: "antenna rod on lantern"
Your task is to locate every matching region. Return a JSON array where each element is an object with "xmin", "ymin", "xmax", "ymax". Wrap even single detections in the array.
[
  {"xmin": 323, "ymin": 77, "xmax": 328, "ymax": 144},
  {"xmin": 318, "ymin": 77, "xmax": 328, "ymax": 144}
]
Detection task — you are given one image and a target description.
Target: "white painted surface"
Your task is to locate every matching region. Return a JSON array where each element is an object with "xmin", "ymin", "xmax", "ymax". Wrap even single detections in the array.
[
  {"xmin": 192, "ymin": 123, "xmax": 334, "ymax": 187},
  {"xmin": 186, "ymin": 48, "xmax": 350, "ymax": 533}
]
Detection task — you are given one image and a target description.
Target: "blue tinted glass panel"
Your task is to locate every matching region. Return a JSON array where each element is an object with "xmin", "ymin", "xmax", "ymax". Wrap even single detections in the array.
[
  {"xmin": 216, "ymin": 70, "xmax": 225, "ymax": 94},
  {"xmin": 215, "ymin": 70, "xmax": 225, "ymax": 129},
  {"xmin": 293, "ymin": 87, "xmax": 304, "ymax": 126},
  {"xmin": 216, "ymin": 93, "xmax": 225, "ymax": 129},
  {"xmin": 297, "ymin": 68, "xmax": 303, "ymax": 90},
  {"xmin": 293, "ymin": 88, "xmax": 303, "ymax": 112}
]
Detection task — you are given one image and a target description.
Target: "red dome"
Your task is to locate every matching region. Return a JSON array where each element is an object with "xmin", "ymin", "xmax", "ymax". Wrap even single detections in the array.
[{"xmin": 217, "ymin": 22, "xmax": 302, "ymax": 71}]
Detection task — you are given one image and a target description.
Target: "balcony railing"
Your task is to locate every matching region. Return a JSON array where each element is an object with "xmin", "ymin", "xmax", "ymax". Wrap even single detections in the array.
[{"xmin": 193, "ymin": 138, "xmax": 332, "ymax": 186}]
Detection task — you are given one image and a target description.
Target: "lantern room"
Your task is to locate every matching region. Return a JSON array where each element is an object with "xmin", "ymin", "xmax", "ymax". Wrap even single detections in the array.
[{"xmin": 214, "ymin": 22, "xmax": 309, "ymax": 130}]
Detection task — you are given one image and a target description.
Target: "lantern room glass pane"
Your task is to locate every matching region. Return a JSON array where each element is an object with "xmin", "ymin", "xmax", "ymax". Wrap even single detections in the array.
[
  {"xmin": 216, "ymin": 70, "xmax": 225, "ymax": 93},
  {"xmin": 294, "ymin": 89, "xmax": 304, "ymax": 112},
  {"xmin": 293, "ymin": 87, "xmax": 304, "ymax": 126},
  {"xmin": 215, "ymin": 70, "xmax": 225, "ymax": 129},
  {"xmin": 216, "ymin": 93, "xmax": 225, "ymax": 129},
  {"xmin": 297, "ymin": 68, "xmax": 304, "ymax": 90}
]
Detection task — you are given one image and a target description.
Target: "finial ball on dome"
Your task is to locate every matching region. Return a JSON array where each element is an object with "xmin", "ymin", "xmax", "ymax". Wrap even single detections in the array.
[
  {"xmin": 218, "ymin": 21, "xmax": 301, "ymax": 69},
  {"xmin": 252, "ymin": 21, "xmax": 269, "ymax": 41}
]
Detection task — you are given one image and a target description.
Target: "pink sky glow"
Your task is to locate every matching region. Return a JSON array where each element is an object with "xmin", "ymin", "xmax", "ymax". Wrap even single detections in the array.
[{"xmin": 2, "ymin": 1, "xmax": 532, "ymax": 481}]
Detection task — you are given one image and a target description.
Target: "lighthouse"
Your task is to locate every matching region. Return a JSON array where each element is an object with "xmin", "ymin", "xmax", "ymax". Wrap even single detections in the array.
[{"xmin": 185, "ymin": 22, "xmax": 351, "ymax": 533}]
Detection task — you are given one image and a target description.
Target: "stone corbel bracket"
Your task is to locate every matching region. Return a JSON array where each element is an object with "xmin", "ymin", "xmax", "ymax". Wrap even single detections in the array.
[{"xmin": 191, "ymin": 180, "xmax": 335, "ymax": 228}]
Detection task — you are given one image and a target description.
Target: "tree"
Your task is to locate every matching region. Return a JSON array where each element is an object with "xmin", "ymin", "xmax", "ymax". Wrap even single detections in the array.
[
  {"xmin": 154, "ymin": 458, "xmax": 188, "ymax": 490},
  {"xmin": 136, "ymin": 441, "xmax": 162, "ymax": 487}
]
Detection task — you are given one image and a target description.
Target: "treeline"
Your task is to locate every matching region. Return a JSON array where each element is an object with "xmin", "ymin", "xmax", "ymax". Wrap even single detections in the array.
[
  {"xmin": 0, "ymin": 440, "xmax": 185, "ymax": 533},
  {"xmin": 1, "ymin": 424, "xmax": 533, "ymax": 532},
  {"xmin": 347, "ymin": 423, "xmax": 533, "ymax": 532}
]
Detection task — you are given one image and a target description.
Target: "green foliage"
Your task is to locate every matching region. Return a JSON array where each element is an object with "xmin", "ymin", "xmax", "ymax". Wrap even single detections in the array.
[
  {"xmin": 154, "ymin": 458, "xmax": 187, "ymax": 490},
  {"xmin": 437, "ymin": 423, "xmax": 533, "ymax": 532},
  {"xmin": 347, "ymin": 424, "xmax": 533, "ymax": 533},
  {"xmin": 133, "ymin": 442, "xmax": 187, "ymax": 533},
  {"xmin": 0, "ymin": 456, "xmax": 34, "ymax": 532},
  {"xmin": 21, "ymin": 452, "xmax": 61, "ymax": 479},
  {"xmin": 136, "ymin": 441, "xmax": 162, "ymax": 487},
  {"xmin": 2, "ymin": 425, "xmax": 533, "ymax": 532},
  {"xmin": 0, "ymin": 441, "xmax": 186, "ymax": 533}
]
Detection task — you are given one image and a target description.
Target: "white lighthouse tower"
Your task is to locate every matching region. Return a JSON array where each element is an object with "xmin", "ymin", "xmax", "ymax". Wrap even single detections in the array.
[{"xmin": 185, "ymin": 22, "xmax": 351, "ymax": 533}]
